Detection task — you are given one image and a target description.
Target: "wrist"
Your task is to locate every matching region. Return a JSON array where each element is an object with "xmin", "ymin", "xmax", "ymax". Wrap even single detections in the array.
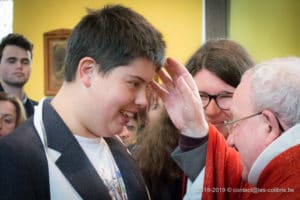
[
  {"xmin": 179, "ymin": 134, "xmax": 208, "ymax": 152},
  {"xmin": 181, "ymin": 122, "xmax": 209, "ymax": 138}
]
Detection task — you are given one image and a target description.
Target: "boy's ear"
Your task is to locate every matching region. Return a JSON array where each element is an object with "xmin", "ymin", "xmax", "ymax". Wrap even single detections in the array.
[{"xmin": 77, "ymin": 57, "xmax": 96, "ymax": 87}]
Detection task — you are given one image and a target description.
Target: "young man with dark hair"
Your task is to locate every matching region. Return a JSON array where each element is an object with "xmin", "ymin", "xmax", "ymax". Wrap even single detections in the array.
[
  {"xmin": 0, "ymin": 5, "xmax": 165, "ymax": 200},
  {"xmin": 0, "ymin": 33, "xmax": 37, "ymax": 117}
]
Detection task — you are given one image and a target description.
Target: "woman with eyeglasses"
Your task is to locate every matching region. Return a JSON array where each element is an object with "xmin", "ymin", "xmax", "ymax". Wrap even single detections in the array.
[
  {"xmin": 186, "ymin": 39, "xmax": 254, "ymax": 138},
  {"xmin": 173, "ymin": 39, "xmax": 255, "ymax": 200},
  {"xmin": 173, "ymin": 39, "xmax": 255, "ymax": 199},
  {"xmin": 168, "ymin": 39, "xmax": 254, "ymax": 199}
]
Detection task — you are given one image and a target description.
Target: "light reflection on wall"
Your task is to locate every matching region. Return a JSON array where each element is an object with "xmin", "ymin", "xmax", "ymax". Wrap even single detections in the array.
[{"xmin": 0, "ymin": 0, "xmax": 13, "ymax": 40}]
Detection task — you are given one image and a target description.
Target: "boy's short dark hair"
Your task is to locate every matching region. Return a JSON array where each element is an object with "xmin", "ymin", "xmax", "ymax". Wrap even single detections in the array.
[
  {"xmin": 65, "ymin": 4, "xmax": 166, "ymax": 82},
  {"xmin": 0, "ymin": 33, "xmax": 33, "ymax": 61}
]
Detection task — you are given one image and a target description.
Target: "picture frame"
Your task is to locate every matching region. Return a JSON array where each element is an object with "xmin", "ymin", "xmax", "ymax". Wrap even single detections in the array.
[{"xmin": 44, "ymin": 29, "xmax": 71, "ymax": 96}]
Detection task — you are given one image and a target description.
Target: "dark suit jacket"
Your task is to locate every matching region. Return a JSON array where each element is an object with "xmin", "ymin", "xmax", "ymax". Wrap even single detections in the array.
[
  {"xmin": 0, "ymin": 99, "xmax": 148, "ymax": 200},
  {"xmin": 23, "ymin": 96, "xmax": 38, "ymax": 117}
]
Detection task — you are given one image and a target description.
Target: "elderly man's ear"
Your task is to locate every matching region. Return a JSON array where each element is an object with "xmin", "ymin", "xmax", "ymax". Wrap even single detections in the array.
[{"xmin": 262, "ymin": 110, "xmax": 282, "ymax": 145}]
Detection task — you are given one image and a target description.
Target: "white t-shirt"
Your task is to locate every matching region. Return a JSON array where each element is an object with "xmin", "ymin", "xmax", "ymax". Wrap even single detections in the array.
[{"xmin": 75, "ymin": 135, "xmax": 128, "ymax": 200}]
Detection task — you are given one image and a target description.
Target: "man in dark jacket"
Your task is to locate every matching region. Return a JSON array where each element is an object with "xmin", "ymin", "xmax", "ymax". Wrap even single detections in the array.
[{"xmin": 0, "ymin": 33, "xmax": 37, "ymax": 118}]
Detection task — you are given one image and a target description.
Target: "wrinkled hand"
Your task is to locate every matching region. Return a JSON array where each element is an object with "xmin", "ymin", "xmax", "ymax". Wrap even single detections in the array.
[{"xmin": 150, "ymin": 57, "xmax": 208, "ymax": 138}]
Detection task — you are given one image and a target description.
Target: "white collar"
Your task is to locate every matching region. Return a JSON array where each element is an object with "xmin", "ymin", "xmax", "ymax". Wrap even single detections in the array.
[
  {"xmin": 33, "ymin": 98, "xmax": 48, "ymax": 150},
  {"xmin": 248, "ymin": 123, "xmax": 300, "ymax": 185}
]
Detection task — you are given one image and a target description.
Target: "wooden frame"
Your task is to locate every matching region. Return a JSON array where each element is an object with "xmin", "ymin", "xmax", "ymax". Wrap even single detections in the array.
[{"xmin": 44, "ymin": 29, "xmax": 71, "ymax": 96}]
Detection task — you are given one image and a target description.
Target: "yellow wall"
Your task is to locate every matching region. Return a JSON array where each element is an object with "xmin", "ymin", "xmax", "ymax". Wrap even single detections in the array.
[
  {"xmin": 229, "ymin": 0, "xmax": 300, "ymax": 62},
  {"xmin": 14, "ymin": 0, "xmax": 202, "ymax": 101}
]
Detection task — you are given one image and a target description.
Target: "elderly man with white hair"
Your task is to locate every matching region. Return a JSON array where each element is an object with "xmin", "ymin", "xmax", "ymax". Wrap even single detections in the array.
[{"xmin": 151, "ymin": 57, "xmax": 300, "ymax": 199}]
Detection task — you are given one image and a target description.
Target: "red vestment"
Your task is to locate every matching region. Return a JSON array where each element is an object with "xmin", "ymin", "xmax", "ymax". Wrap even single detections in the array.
[
  {"xmin": 201, "ymin": 124, "xmax": 249, "ymax": 200},
  {"xmin": 247, "ymin": 144, "xmax": 300, "ymax": 200},
  {"xmin": 202, "ymin": 124, "xmax": 300, "ymax": 200}
]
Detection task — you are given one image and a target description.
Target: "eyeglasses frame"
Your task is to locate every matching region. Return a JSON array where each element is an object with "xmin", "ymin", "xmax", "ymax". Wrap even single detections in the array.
[
  {"xmin": 199, "ymin": 92, "xmax": 234, "ymax": 111},
  {"xmin": 224, "ymin": 111, "xmax": 285, "ymax": 134},
  {"xmin": 224, "ymin": 111, "xmax": 262, "ymax": 134}
]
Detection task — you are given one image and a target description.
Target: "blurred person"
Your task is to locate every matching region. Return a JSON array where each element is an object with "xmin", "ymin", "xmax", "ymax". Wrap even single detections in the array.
[
  {"xmin": 134, "ymin": 89, "xmax": 182, "ymax": 200},
  {"xmin": 118, "ymin": 114, "xmax": 139, "ymax": 147},
  {"xmin": 0, "ymin": 33, "xmax": 38, "ymax": 117},
  {"xmin": 0, "ymin": 4, "xmax": 165, "ymax": 200},
  {"xmin": 118, "ymin": 107, "xmax": 149, "ymax": 153},
  {"xmin": 0, "ymin": 92, "xmax": 26, "ymax": 137}
]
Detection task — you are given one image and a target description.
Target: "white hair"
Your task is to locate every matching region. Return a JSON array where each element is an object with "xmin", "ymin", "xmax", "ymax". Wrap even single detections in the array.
[{"xmin": 246, "ymin": 57, "xmax": 300, "ymax": 128}]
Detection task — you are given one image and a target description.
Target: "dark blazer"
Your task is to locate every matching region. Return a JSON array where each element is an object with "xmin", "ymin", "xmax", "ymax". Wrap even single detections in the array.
[
  {"xmin": 0, "ymin": 99, "xmax": 148, "ymax": 200},
  {"xmin": 0, "ymin": 83, "xmax": 38, "ymax": 117}
]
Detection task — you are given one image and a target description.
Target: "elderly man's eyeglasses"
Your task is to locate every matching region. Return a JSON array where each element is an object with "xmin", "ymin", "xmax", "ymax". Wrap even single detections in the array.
[
  {"xmin": 200, "ymin": 92, "xmax": 233, "ymax": 110},
  {"xmin": 224, "ymin": 111, "xmax": 285, "ymax": 135},
  {"xmin": 224, "ymin": 112, "xmax": 262, "ymax": 134}
]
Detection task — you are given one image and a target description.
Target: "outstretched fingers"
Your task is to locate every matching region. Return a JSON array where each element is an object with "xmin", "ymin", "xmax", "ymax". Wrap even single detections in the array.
[
  {"xmin": 157, "ymin": 69, "xmax": 174, "ymax": 92},
  {"xmin": 165, "ymin": 57, "xmax": 199, "ymax": 98},
  {"xmin": 153, "ymin": 57, "xmax": 208, "ymax": 138},
  {"xmin": 164, "ymin": 57, "xmax": 186, "ymax": 81},
  {"xmin": 176, "ymin": 75, "xmax": 196, "ymax": 105}
]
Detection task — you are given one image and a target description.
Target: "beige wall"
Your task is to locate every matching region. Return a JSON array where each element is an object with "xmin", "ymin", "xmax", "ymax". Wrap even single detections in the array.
[
  {"xmin": 14, "ymin": 0, "xmax": 202, "ymax": 100},
  {"xmin": 229, "ymin": 0, "xmax": 300, "ymax": 62}
]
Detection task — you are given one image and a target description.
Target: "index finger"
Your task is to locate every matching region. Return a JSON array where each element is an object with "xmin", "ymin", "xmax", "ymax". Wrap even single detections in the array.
[
  {"xmin": 164, "ymin": 57, "xmax": 187, "ymax": 81},
  {"xmin": 165, "ymin": 57, "xmax": 199, "ymax": 96}
]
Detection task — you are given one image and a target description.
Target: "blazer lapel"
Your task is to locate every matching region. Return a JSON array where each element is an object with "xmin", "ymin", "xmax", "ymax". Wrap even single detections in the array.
[{"xmin": 42, "ymin": 99, "xmax": 111, "ymax": 200}]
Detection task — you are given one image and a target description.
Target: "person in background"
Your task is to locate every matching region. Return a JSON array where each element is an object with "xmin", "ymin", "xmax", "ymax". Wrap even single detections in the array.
[
  {"xmin": 172, "ymin": 39, "xmax": 254, "ymax": 199},
  {"xmin": 0, "ymin": 4, "xmax": 165, "ymax": 200},
  {"xmin": 0, "ymin": 92, "xmax": 26, "ymax": 137},
  {"xmin": 118, "ymin": 105, "xmax": 148, "ymax": 153},
  {"xmin": 118, "ymin": 114, "xmax": 139, "ymax": 148},
  {"xmin": 134, "ymin": 89, "xmax": 183, "ymax": 200},
  {"xmin": 0, "ymin": 33, "xmax": 38, "ymax": 118},
  {"xmin": 186, "ymin": 39, "xmax": 254, "ymax": 138}
]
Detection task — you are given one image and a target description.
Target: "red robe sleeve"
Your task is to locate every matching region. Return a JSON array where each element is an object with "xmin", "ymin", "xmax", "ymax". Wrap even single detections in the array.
[{"xmin": 202, "ymin": 124, "xmax": 249, "ymax": 200}]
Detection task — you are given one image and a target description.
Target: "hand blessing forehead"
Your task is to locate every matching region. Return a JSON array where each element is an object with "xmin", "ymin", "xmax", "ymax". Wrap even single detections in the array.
[{"xmin": 149, "ymin": 57, "xmax": 208, "ymax": 137}]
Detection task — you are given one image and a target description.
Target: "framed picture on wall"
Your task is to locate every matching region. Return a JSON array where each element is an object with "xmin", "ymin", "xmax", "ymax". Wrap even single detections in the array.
[{"xmin": 44, "ymin": 29, "xmax": 71, "ymax": 96}]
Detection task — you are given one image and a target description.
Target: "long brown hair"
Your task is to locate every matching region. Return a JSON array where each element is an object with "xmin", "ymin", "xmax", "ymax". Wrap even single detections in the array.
[{"xmin": 134, "ymin": 107, "xmax": 182, "ymax": 180}]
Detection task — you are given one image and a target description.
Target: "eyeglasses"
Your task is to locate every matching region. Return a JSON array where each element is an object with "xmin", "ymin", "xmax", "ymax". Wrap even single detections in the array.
[
  {"xmin": 199, "ymin": 92, "xmax": 233, "ymax": 110},
  {"xmin": 224, "ymin": 112, "xmax": 262, "ymax": 134}
]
